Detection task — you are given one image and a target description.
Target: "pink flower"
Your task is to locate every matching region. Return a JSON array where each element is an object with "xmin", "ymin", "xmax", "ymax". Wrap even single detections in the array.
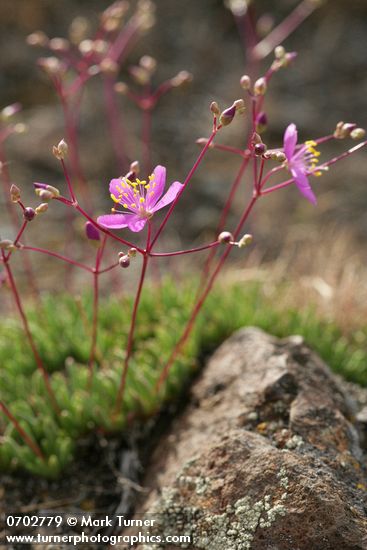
[
  {"xmin": 283, "ymin": 123, "xmax": 320, "ymax": 205},
  {"xmin": 97, "ymin": 165, "xmax": 183, "ymax": 232}
]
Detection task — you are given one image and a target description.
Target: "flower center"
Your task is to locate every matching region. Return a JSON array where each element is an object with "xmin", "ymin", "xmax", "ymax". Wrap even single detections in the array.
[
  {"xmin": 304, "ymin": 140, "xmax": 322, "ymax": 176},
  {"xmin": 110, "ymin": 173, "xmax": 158, "ymax": 215}
]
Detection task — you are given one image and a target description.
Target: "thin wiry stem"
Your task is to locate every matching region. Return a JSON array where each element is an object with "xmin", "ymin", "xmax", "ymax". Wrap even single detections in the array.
[
  {"xmin": 88, "ymin": 235, "xmax": 107, "ymax": 383},
  {"xmin": 0, "ymin": 401, "xmax": 46, "ymax": 462},
  {"xmin": 114, "ymin": 222, "xmax": 152, "ymax": 414},
  {"xmin": 156, "ymin": 196, "xmax": 258, "ymax": 393},
  {"xmin": 150, "ymin": 127, "xmax": 221, "ymax": 249},
  {"xmin": 1, "ymin": 251, "xmax": 60, "ymax": 413}
]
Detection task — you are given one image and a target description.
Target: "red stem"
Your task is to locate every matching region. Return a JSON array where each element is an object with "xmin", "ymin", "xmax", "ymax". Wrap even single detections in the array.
[
  {"xmin": 156, "ymin": 196, "xmax": 258, "ymax": 392},
  {"xmin": 1, "ymin": 251, "xmax": 60, "ymax": 413},
  {"xmin": 114, "ymin": 223, "xmax": 152, "ymax": 414},
  {"xmin": 20, "ymin": 245, "xmax": 93, "ymax": 272},
  {"xmin": 150, "ymin": 127, "xmax": 221, "ymax": 249},
  {"xmin": 89, "ymin": 235, "xmax": 107, "ymax": 381},
  {"xmin": 149, "ymin": 240, "xmax": 220, "ymax": 257},
  {"xmin": 0, "ymin": 401, "xmax": 46, "ymax": 462},
  {"xmin": 201, "ymin": 157, "xmax": 250, "ymax": 281}
]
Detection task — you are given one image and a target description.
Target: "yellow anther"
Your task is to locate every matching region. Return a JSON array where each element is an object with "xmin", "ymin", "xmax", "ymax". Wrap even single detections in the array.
[
  {"xmin": 139, "ymin": 197, "xmax": 145, "ymax": 203},
  {"xmin": 305, "ymin": 140, "xmax": 317, "ymax": 147},
  {"xmin": 111, "ymin": 207, "xmax": 116, "ymax": 212},
  {"xmin": 315, "ymin": 171, "xmax": 322, "ymax": 177},
  {"xmin": 145, "ymin": 184, "xmax": 150, "ymax": 189},
  {"xmin": 111, "ymin": 193, "xmax": 120, "ymax": 203},
  {"xmin": 123, "ymin": 203, "xmax": 128, "ymax": 208},
  {"xmin": 149, "ymin": 174, "xmax": 154, "ymax": 181},
  {"xmin": 131, "ymin": 203, "xmax": 136, "ymax": 208}
]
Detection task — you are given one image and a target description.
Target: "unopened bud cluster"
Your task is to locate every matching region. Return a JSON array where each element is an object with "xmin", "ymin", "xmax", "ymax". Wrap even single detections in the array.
[
  {"xmin": 52, "ymin": 139, "xmax": 68, "ymax": 160},
  {"xmin": 334, "ymin": 121, "xmax": 365, "ymax": 141},
  {"xmin": 271, "ymin": 46, "xmax": 297, "ymax": 72},
  {"xmin": 118, "ymin": 247, "xmax": 138, "ymax": 268},
  {"xmin": 217, "ymin": 99, "xmax": 246, "ymax": 126},
  {"xmin": 34, "ymin": 183, "xmax": 60, "ymax": 201}
]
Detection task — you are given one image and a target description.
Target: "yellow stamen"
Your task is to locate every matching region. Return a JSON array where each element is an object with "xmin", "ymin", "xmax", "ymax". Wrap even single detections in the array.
[
  {"xmin": 111, "ymin": 193, "xmax": 120, "ymax": 203},
  {"xmin": 139, "ymin": 197, "xmax": 145, "ymax": 203}
]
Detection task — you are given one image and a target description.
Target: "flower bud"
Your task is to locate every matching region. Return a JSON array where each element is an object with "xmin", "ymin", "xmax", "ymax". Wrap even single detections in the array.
[
  {"xmin": 334, "ymin": 121, "xmax": 347, "ymax": 139},
  {"xmin": 253, "ymin": 77, "xmax": 267, "ymax": 96},
  {"xmin": 350, "ymin": 128, "xmax": 366, "ymax": 140},
  {"xmin": 140, "ymin": 55, "xmax": 157, "ymax": 73},
  {"xmin": 1, "ymin": 103, "xmax": 21, "ymax": 120},
  {"xmin": 225, "ymin": 0, "xmax": 249, "ymax": 17},
  {"xmin": 210, "ymin": 102, "xmax": 221, "ymax": 116},
  {"xmin": 69, "ymin": 16, "xmax": 89, "ymax": 45},
  {"xmin": 26, "ymin": 31, "xmax": 49, "ymax": 47},
  {"xmin": 130, "ymin": 161, "xmax": 140, "ymax": 175},
  {"xmin": 14, "ymin": 123, "xmax": 27, "ymax": 134},
  {"xmin": 218, "ymin": 231, "xmax": 233, "ymax": 244},
  {"xmin": 254, "ymin": 143, "xmax": 267, "ymax": 156},
  {"xmin": 240, "ymin": 74, "xmax": 251, "ymax": 90},
  {"xmin": 128, "ymin": 247, "xmax": 137, "ymax": 257},
  {"xmin": 34, "ymin": 183, "xmax": 60, "ymax": 199},
  {"xmin": 37, "ymin": 190, "xmax": 54, "ymax": 201},
  {"xmin": 53, "ymin": 139, "xmax": 68, "ymax": 160},
  {"xmin": 130, "ymin": 65, "xmax": 150, "ymax": 85},
  {"xmin": 274, "ymin": 45, "xmax": 286, "ymax": 59},
  {"xmin": 0, "ymin": 239, "xmax": 15, "ymax": 250},
  {"xmin": 219, "ymin": 104, "xmax": 236, "ymax": 126},
  {"xmin": 284, "ymin": 52, "xmax": 297, "ymax": 66},
  {"xmin": 251, "ymin": 132, "xmax": 262, "ymax": 145},
  {"xmin": 170, "ymin": 71, "xmax": 193, "ymax": 87},
  {"xmin": 38, "ymin": 56, "xmax": 66, "ymax": 76},
  {"xmin": 35, "ymin": 203, "xmax": 49, "ymax": 214},
  {"xmin": 49, "ymin": 38, "xmax": 69, "ymax": 52},
  {"xmin": 79, "ymin": 39, "xmax": 94, "ymax": 55},
  {"xmin": 196, "ymin": 137, "xmax": 214, "ymax": 149},
  {"xmin": 233, "ymin": 99, "xmax": 246, "ymax": 115},
  {"xmin": 85, "ymin": 221, "xmax": 100, "ymax": 241},
  {"xmin": 23, "ymin": 207, "xmax": 36, "ymax": 222},
  {"xmin": 114, "ymin": 82, "xmax": 129, "ymax": 95},
  {"xmin": 118, "ymin": 254, "xmax": 130, "ymax": 268},
  {"xmin": 238, "ymin": 234, "xmax": 253, "ymax": 248},
  {"xmin": 255, "ymin": 111, "xmax": 267, "ymax": 133},
  {"xmin": 276, "ymin": 151, "xmax": 286, "ymax": 163},
  {"xmin": 10, "ymin": 184, "xmax": 21, "ymax": 203},
  {"xmin": 100, "ymin": 58, "xmax": 119, "ymax": 75}
]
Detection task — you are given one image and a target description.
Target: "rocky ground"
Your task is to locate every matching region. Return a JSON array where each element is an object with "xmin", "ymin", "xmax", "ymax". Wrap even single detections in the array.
[{"xmin": 125, "ymin": 328, "xmax": 367, "ymax": 549}]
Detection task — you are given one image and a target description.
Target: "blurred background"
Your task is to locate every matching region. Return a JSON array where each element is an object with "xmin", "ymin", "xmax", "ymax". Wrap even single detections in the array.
[{"xmin": 0, "ymin": 0, "xmax": 366, "ymax": 313}]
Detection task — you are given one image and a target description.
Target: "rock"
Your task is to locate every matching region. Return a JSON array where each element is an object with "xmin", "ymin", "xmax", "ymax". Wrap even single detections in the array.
[{"xmin": 125, "ymin": 328, "xmax": 367, "ymax": 549}]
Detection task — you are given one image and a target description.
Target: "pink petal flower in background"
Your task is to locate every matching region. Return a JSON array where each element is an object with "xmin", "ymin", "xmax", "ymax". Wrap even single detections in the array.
[
  {"xmin": 283, "ymin": 123, "xmax": 321, "ymax": 205},
  {"xmin": 97, "ymin": 165, "xmax": 183, "ymax": 232}
]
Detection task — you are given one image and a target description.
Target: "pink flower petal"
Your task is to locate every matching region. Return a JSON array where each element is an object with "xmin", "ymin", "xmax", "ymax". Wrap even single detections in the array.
[
  {"xmin": 146, "ymin": 165, "xmax": 166, "ymax": 209},
  {"xmin": 283, "ymin": 123, "xmax": 298, "ymax": 160},
  {"xmin": 291, "ymin": 167, "xmax": 317, "ymax": 205},
  {"xmin": 126, "ymin": 215, "xmax": 148, "ymax": 232},
  {"xmin": 97, "ymin": 213, "xmax": 131, "ymax": 229},
  {"xmin": 109, "ymin": 177, "xmax": 135, "ymax": 205},
  {"xmin": 151, "ymin": 181, "xmax": 184, "ymax": 212},
  {"xmin": 97, "ymin": 213, "xmax": 148, "ymax": 232}
]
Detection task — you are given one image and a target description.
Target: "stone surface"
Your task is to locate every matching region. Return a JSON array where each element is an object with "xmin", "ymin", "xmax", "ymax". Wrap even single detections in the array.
[{"xmin": 127, "ymin": 328, "xmax": 367, "ymax": 549}]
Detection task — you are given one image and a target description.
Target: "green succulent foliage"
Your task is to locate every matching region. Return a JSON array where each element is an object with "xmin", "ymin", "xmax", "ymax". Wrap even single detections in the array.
[{"xmin": 1, "ymin": 279, "xmax": 366, "ymax": 478}]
